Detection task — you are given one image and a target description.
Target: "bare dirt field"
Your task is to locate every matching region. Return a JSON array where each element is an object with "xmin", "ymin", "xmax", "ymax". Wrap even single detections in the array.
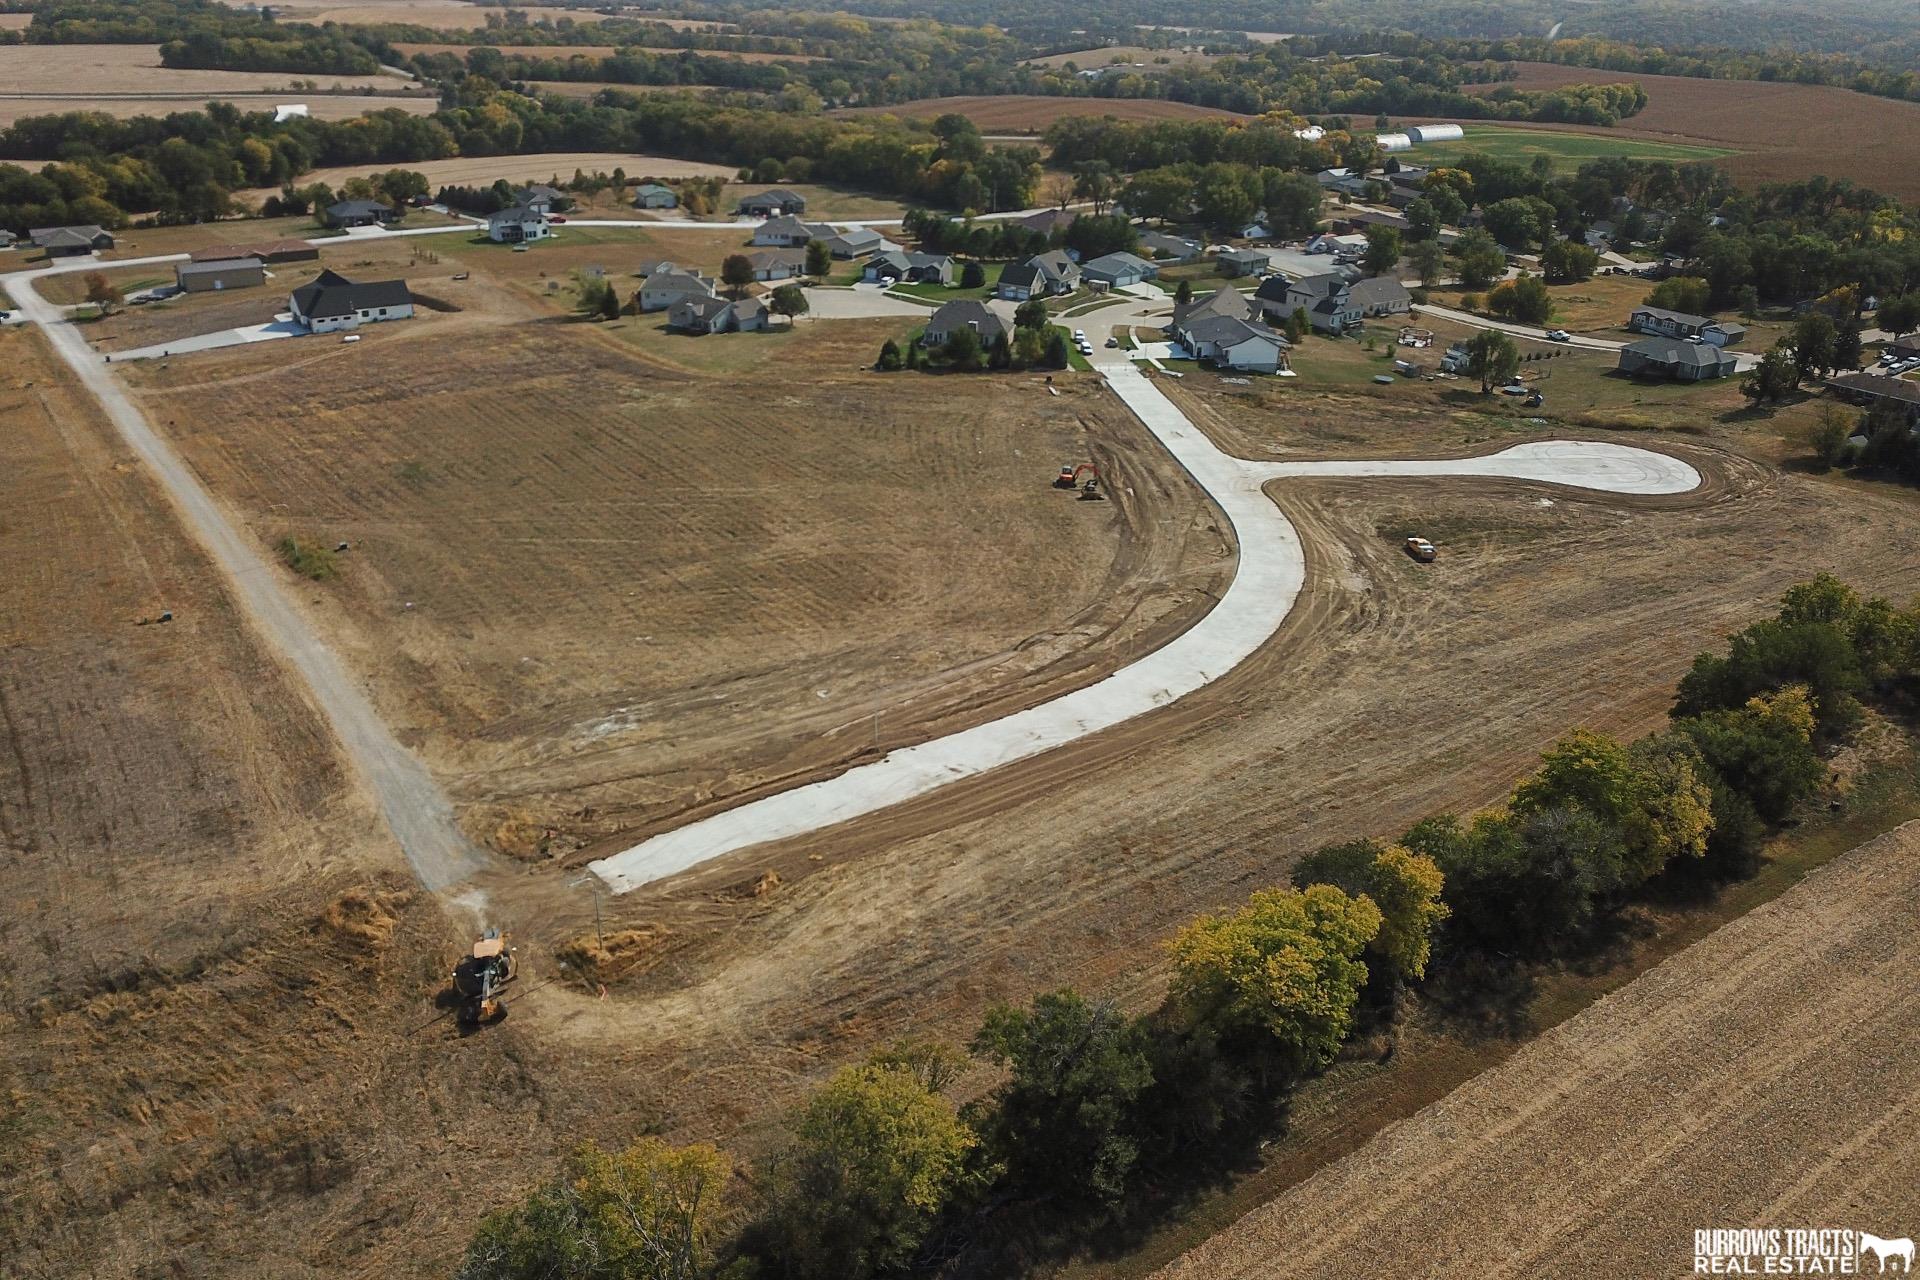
[
  {"xmin": 1157, "ymin": 821, "xmax": 1920, "ymax": 1279},
  {"xmin": 231, "ymin": 151, "xmax": 734, "ymax": 204},
  {"xmin": 0, "ymin": 322, "xmax": 661, "ymax": 1277},
  {"xmin": 1457, "ymin": 61, "xmax": 1920, "ymax": 199},
  {"xmin": 0, "ymin": 92, "xmax": 434, "ymax": 128},
  {"xmin": 835, "ymin": 93, "xmax": 1252, "ymax": 133},
  {"xmin": 0, "ymin": 12, "xmax": 35, "ymax": 27},
  {"xmin": 212, "ymin": 0, "xmax": 581, "ymax": 26},
  {"xmin": 0, "ymin": 43, "xmax": 407, "ymax": 93}
]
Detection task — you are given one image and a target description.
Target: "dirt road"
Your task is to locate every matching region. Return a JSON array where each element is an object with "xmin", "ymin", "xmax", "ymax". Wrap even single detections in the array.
[
  {"xmin": 1157, "ymin": 822, "xmax": 1920, "ymax": 1279},
  {"xmin": 3, "ymin": 259, "xmax": 490, "ymax": 894}
]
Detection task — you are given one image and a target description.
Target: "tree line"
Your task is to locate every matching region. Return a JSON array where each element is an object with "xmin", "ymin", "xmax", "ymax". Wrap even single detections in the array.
[{"xmin": 458, "ymin": 575, "xmax": 1919, "ymax": 1279}]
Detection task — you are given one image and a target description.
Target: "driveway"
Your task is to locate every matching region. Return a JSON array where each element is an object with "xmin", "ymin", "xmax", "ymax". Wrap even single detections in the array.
[
  {"xmin": 109, "ymin": 317, "xmax": 305, "ymax": 362},
  {"xmin": 801, "ymin": 283, "xmax": 938, "ymax": 319}
]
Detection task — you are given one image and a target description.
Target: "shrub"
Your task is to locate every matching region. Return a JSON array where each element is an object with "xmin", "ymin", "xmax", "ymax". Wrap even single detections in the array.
[
  {"xmin": 1291, "ymin": 840, "xmax": 1449, "ymax": 984},
  {"xmin": 276, "ymin": 537, "xmax": 338, "ymax": 580}
]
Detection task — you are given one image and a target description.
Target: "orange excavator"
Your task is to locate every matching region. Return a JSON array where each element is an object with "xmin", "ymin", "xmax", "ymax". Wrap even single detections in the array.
[
  {"xmin": 452, "ymin": 929, "xmax": 517, "ymax": 1027},
  {"xmin": 1053, "ymin": 463, "xmax": 1106, "ymax": 501}
]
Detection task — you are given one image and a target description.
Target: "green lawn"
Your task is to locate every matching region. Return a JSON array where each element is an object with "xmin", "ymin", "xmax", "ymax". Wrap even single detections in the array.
[
  {"xmin": 888, "ymin": 262, "xmax": 1006, "ymax": 303},
  {"xmin": 1413, "ymin": 124, "xmax": 1735, "ymax": 173},
  {"xmin": 1047, "ymin": 323, "xmax": 1093, "ymax": 371}
]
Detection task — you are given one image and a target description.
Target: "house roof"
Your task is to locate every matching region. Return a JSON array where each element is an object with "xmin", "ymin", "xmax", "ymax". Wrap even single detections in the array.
[
  {"xmin": 1829, "ymin": 372, "xmax": 1920, "ymax": 405},
  {"xmin": 646, "ymin": 270, "xmax": 714, "ymax": 296},
  {"xmin": 730, "ymin": 296, "xmax": 767, "ymax": 320},
  {"xmin": 999, "ymin": 261, "xmax": 1044, "ymax": 288},
  {"xmin": 1290, "ymin": 272, "xmax": 1350, "ymax": 299},
  {"xmin": 1707, "ymin": 320, "xmax": 1747, "ymax": 336},
  {"xmin": 635, "ymin": 183, "xmax": 675, "ymax": 196},
  {"xmin": 741, "ymin": 188, "xmax": 804, "ymax": 206},
  {"xmin": 672, "ymin": 294, "xmax": 732, "ymax": 322},
  {"xmin": 290, "ymin": 269, "xmax": 410, "ymax": 320},
  {"xmin": 1349, "ymin": 277, "xmax": 1411, "ymax": 308},
  {"xmin": 1622, "ymin": 336, "xmax": 1736, "ymax": 368},
  {"xmin": 747, "ymin": 248, "xmax": 806, "ymax": 270},
  {"xmin": 927, "ymin": 299, "xmax": 1009, "ymax": 338},
  {"xmin": 516, "ymin": 184, "xmax": 564, "ymax": 200},
  {"xmin": 1173, "ymin": 288, "xmax": 1255, "ymax": 327},
  {"xmin": 1217, "ymin": 248, "xmax": 1269, "ymax": 264},
  {"xmin": 487, "ymin": 203, "xmax": 544, "ymax": 226},
  {"xmin": 1255, "ymin": 276, "xmax": 1295, "ymax": 302},
  {"xmin": 327, "ymin": 199, "xmax": 391, "ymax": 217},
  {"xmin": 1082, "ymin": 251, "xmax": 1152, "ymax": 276},
  {"xmin": 178, "ymin": 257, "xmax": 262, "ymax": 276},
  {"xmin": 1347, "ymin": 210, "xmax": 1411, "ymax": 230},
  {"xmin": 1030, "ymin": 249, "xmax": 1077, "ymax": 278},
  {"xmin": 1633, "ymin": 304, "xmax": 1713, "ymax": 328},
  {"xmin": 757, "ymin": 214, "xmax": 812, "ymax": 237},
  {"xmin": 1182, "ymin": 314, "xmax": 1289, "ymax": 349},
  {"xmin": 1140, "ymin": 232, "xmax": 1200, "ymax": 256},
  {"xmin": 32, "ymin": 227, "xmax": 103, "ymax": 249},
  {"xmin": 1019, "ymin": 208, "xmax": 1077, "ymax": 234}
]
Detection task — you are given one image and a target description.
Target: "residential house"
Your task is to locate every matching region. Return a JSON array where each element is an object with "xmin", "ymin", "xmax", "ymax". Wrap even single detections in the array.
[
  {"xmin": 29, "ymin": 224, "xmax": 115, "ymax": 256},
  {"xmin": 1885, "ymin": 336, "xmax": 1920, "ymax": 361},
  {"xmin": 0, "ymin": 229, "xmax": 14, "ymax": 249},
  {"xmin": 640, "ymin": 270, "xmax": 717, "ymax": 312},
  {"xmin": 738, "ymin": 188, "xmax": 807, "ymax": 217},
  {"xmin": 1139, "ymin": 232, "xmax": 1203, "ymax": 263},
  {"xmin": 995, "ymin": 250, "xmax": 1080, "ymax": 300},
  {"xmin": 635, "ymin": 259, "xmax": 695, "ymax": 278},
  {"xmin": 633, "ymin": 183, "xmax": 678, "ymax": 209},
  {"xmin": 254, "ymin": 239, "xmax": 319, "ymax": 263},
  {"xmin": 864, "ymin": 250, "xmax": 955, "ymax": 285},
  {"xmin": 1258, "ymin": 273, "xmax": 1354, "ymax": 331},
  {"xmin": 1182, "ymin": 315, "xmax": 1291, "ymax": 373},
  {"xmin": 1339, "ymin": 209, "xmax": 1411, "ymax": 234},
  {"xmin": 751, "ymin": 215, "xmax": 815, "ymax": 247},
  {"xmin": 288, "ymin": 269, "xmax": 412, "ymax": 333},
  {"xmin": 922, "ymin": 299, "xmax": 1010, "ymax": 348},
  {"xmin": 745, "ymin": 248, "xmax": 807, "ymax": 282},
  {"xmin": 1019, "ymin": 208, "xmax": 1077, "ymax": 236},
  {"xmin": 1616, "ymin": 337, "xmax": 1739, "ymax": 381},
  {"xmin": 514, "ymin": 184, "xmax": 567, "ymax": 215},
  {"xmin": 1349, "ymin": 276, "xmax": 1412, "ymax": 318},
  {"xmin": 822, "ymin": 225, "xmax": 884, "ymax": 258},
  {"xmin": 1239, "ymin": 221, "xmax": 1272, "ymax": 241},
  {"xmin": 323, "ymin": 199, "xmax": 398, "ymax": 229},
  {"xmin": 1080, "ymin": 251, "xmax": 1157, "ymax": 289},
  {"xmin": 487, "ymin": 204, "xmax": 550, "ymax": 244},
  {"xmin": 1828, "ymin": 372, "xmax": 1920, "ymax": 422},
  {"xmin": 175, "ymin": 257, "xmax": 265, "ymax": 293},
  {"xmin": 1628, "ymin": 305, "xmax": 1746, "ymax": 346},
  {"xmin": 668, "ymin": 294, "xmax": 768, "ymax": 334},
  {"xmin": 1385, "ymin": 163, "xmax": 1429, "ymax": 190},
  {"xmin": 1216, "ymin": 247, "xmax": 1271, "ymax": 278}
]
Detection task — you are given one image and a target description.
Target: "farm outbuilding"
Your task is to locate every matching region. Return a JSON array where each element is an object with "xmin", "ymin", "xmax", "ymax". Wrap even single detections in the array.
[
  {"xmin": 1375, "ymin": 132, "xmax": 1413, "ymax": 152},
  {"xmin": 176, "ymin": 257, "xmax": 265, "ymax": 293},
  {"xmin": 1409, "ymin": 123, "xmax": 1464, "ymax": 143}
]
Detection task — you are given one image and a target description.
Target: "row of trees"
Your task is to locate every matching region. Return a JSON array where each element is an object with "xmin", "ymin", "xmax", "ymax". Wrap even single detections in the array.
[{"xmin": 466, "ymin": 576, "xmax": 1913, "ymax": 1279}]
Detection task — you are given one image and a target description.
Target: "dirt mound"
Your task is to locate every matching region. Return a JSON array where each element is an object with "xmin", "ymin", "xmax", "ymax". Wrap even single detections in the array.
[{"xmin": 320, "ymin": 884, "xmax": 414, "ymax": 946}]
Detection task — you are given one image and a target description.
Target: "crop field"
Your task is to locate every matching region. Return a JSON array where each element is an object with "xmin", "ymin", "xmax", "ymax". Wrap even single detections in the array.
[
  {"xmin": 229, "ymin": 151, "xmax": 735, "ymax": 206},
  {"xmin": 213, "ymin": 0, "xmax": 592, "ymax": 25},
  {"xmin": 1021, "ymin": 44, "xmax": 1221, "ymax": 69},
  {"xmin": 524, "ymin": 79, "xmax": 717, "ymax": 98},
  {"xmin": 835, "ymin": 93, "xmax": 1252, "ymax": 133},
  {"xmin": 393, "ymin": 39, "xmax": 823, "ymax": 62},
  {"xmin": 0, "ymin": 44, "xmax": 408, "ymax": 93},
  {"xmin": 1157, "ymin": 821, "xmax": 1920, "ymax": 1279},
  {"xmin": 1456, "ymin": 61, "xmax": 1920, "ymax": 199},
  {"xmin": 0, "ymin": 92, "xmax": 435, "ymax": 129},
  {"xmin": 1399, "ymin": 122, "xmax": 1733, "ymax": 172}
]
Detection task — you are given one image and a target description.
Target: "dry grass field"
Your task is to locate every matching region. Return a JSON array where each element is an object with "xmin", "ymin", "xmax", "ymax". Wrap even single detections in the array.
[
  {"xmin": 231, "ymin": 151, "xmax": 734, "ymax": 205},
  {"xmin": 0, "ymin": 11, "xmax": 35, "ymax": 27},
  {"xmin": 835, "ymin": 93, "xmax": 1252, "ymax": 133},
  {"xmin": 1157, "ymin": 820, "xmax": 1920, "ymax": 1279},
  {"xmin": 212, "ymin": 0, "xmax": 581, "ymax": 26},
  {"xmin": 1021, "ymin": 44, "xmax": 1220, "ymax": 69},
  {"xmin": 1457, "ymin": 61, "xmax": 1920, "ymax": 199},
  {"xmin": 524, "ymin": 78, "xmax": 716, "ymax": 98},
  {"xmin": 0, "ymin": 43, "xmax": 407, "ymax": 93},
  {"xmin": 0, "ymin": 322, "xmax": 665, "ymax": 1277},
  {"xmin": 394, "ymin": 39, "xmax": 822, "ymax": 62},
  {"xmin": 0, "ymin": 92, "xmax": 435, "ymax": 128}
]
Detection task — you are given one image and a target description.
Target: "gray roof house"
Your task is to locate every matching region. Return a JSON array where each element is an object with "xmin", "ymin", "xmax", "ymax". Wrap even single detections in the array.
[
  {"xmin": 1180, "ymin": 314, "xmax": 1291, "ymax": 373},
  {"xmin": 738, "ymin": 188, "xmax": 807, "ymax": 217},
  {"xmin": 639, "ymin": 270, "xmax": 717, "ymax": 312},
  {"xmin": 29, "ymin": 224, "xmax": 115, "ymax": 256},
  {"xmin": 487, "ymin": 204, "xmax": 550, "ymax": 243},
  {"xmin": 923, "ymin": 299, "xmax": 1011, "ymax": 348},
  {"xmin": 633, "ymin": 183, "xmax": 678, "ymax": 209},
  {"xmin": 668, "ymin": 294, "xmax": 768, "ymax": 334},
  {"xmin": 823, "ymin": 225, "xmax": 884, "ymax": 258},
  {"xmin": 995, "ymin": 249, "xmax": 1081, "ymax": 301},
  {"xmin": 1216, "ymin": 247, "xmax": 1272, "ymax": 277},
  {"xmin": 1080, "ymin": 251, "xmax": 1157, "ymax": 289},
  {"xmin": 323, "ymin": 198, "xmax": 397, "ymax": 228},
  {"xmin": 1828, "ymin": 371, "xmax": 1920, "ymax": 421},
  {"xmin": 746, "ymin": 248, "xmax": 808, "ymax": 281},
  {"xmin": 1629, "ymin": 305, "xmax": 1746, "ymax": 346},
  {"xmin": 1139, "ymin": 232, "xmax": 1203, "ymax": 263},
  {"xmin": 513, "ymin": 184, "xmax": 566, "ymax": 214},
  {"xmin": 751, "ymin": 214, "xmax": 816, "ymax": 247},
  {"xmin": 1617, "ymin": 336, "xmax": 1739, "ymax": 381},
  {"xmin": 864, "ymin": 250, "xmax": 955, "ymax": 285},
  {"xmin": 1018, "ymin": 207, "xmax": 1077, "ymax": 236},
  {"xmin": 1348, "ymin": 276, "xmax": 1413, "ymax": 317}
]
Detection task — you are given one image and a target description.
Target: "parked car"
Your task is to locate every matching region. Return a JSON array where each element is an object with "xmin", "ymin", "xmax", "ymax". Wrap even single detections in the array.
[
  {"xmin": 1105, "ymin": 336, "xmax": 1119, "ymax": 348},
  {"xmin": 549, "ymin": 214, "xmax": 568, "ymax": 224},
  {"xmin": 1405, "ymin": 536, "xmax": 1437, "ymax": 563}
]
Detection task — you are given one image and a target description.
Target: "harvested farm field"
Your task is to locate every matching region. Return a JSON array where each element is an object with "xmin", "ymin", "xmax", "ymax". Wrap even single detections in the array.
[
  {"xmin": 0, "ymin": 323, "xmax": 653, "ymax": 1277},
  {"xmin": 1157, "ymin": 820, "xmax": 1920, "ymax": 1280},
  {"xmin": 231, "ymin": 151, "xmax": 734, "ymax": 204},
  {"xmin": 835, "ymin": 93, "xmax": 1251, "ymax": 132},
  {"xmin": 1020, "ymin": 44, "xmax": 1220, "ymax": 69},
  {"xmin": 393, "ymin": 40, "xmax": 822, "ymax": 62},
  {"xmin": 1451, "ymin": 60, "xmax": 1920, "ymax": 199},
  {"xmin": 0, "ymin": 43, "xmax": 408, "ymax": 93},
  {"xmin": 211, "ymin": 0, "xmax": 594, "ymax": 25},
  {"xmin": 0, "ymin": 92, "xmax": 433, "ymax": 128}
]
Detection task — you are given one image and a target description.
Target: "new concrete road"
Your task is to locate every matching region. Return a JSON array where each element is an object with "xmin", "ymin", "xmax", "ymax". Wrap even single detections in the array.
[
  {"xmin": 1413, "ymin": 299, "xmax": 1765, "ymax": 372},
  {"xmin": 589, "ymin": 339, "xmax": 1701, "ymax": 894},
  {"xmin": 3, "ymin": 256, "xmax": 492, "ymax": 895}
]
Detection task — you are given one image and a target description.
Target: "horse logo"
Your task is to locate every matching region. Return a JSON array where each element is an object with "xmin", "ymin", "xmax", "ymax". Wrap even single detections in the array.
[{"xmin": 1860, "ymin": 1234, "xmax": 1916, "ymax": 1273}]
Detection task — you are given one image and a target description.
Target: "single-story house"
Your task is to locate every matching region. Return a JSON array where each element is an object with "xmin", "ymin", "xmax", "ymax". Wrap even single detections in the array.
[
  {"xmin": 634, "ymin": 183, "xmax": 678, "ymax": 209},
  {"xmin": 640, "ymin": 270, "xmax": 717, "ymax": 312},
  {"xmin": 1387, "ymin": 163, "xmax": 1430, "ymax": 189},
  {"xmin": 1140, "ymin": 232, "xmax": 1203, "ymax": 263},
  {"xmin": 864, "ymin": 250, "xmax": 955, "ymax": 285},
  {"xmin": 923, "ymin": 299, "xmax": 1011, "ymax": 348},
  {"xmin": 1349, "ymin": 276, "xmax": 1413, "ymax": 318},
  {"xmin": 1239, "ymin": 221, "xmax": 1272, "ymax": 241},
  {"xmin": 254, "ymin": 238, "xmax": 319, "ymax": 263},
  {"xmin": 289, "ymin": 269, "xmax": 412, "ymax": 333},
  {"xmin": 751, "ymin": 215, "xmax": 815, "ymax": 247},
  {"xmin": 323, "ymin": 199, "xmax": 398, "ymax": 229},
  {"xmin": 29, "ymin": 224, "xmax": 115, "ymax": 256},
  {"xmin": 1216, "ymin": 247, "xmax": 1272, "ymax": 278},
  {"xmin": 996, "ymin": 250, "xmax": 1080, "ymax": 300},
  {"xmin": 822, "ymin": 225, "xmax": 884, "ymax": 258},
  {"xmin": 513, "ymin": 184, "xmax": 566, "ymax": 215},
  {"xmin": 0, "ymin": 229, "xmax": 14, "ymax": 250},
  {"xmin": 1080, "ymin": 252, "xmax": 1157, "ymax": 289},
  {"xmin": 1180, "ymin": 315, "xmax": 1291, "ymax": 373},
  {"xmin": 668, "ymin": 294, "xmax": 768, "ymax": 334},
  {"xmin": 1616, "ymin": 336, "xmax": 1739, "ymax": 381},
  {"xmin": 1018, "ymin": 207, "xmax": 1077, "ymax": 236},
  {"xmin": 176, "ymin": 256, "xmax": 265, "ymax": 293},
  {"xmin": 1628, "ymin": 305, "xmax": 1746, "ymax": 346},
  {"xmin": 746, "ymin": 248, "xmax": 808, "ymax": 281},
  {"xmin": 1339, "ymin": 209, "xmax": 1412, "ymax": 234},
  {"xmin": 635, "ymin": 259, "xmax": 696, "ymax": 278},
  {"xmin": 1828, "ymin": 372, "xmax": 1920, "ymax": 422},
  {"xmin": 487, "ymin": 204, "xmax": 550, "ymax": 244},
  {"xmin": 1885, "ymin": 335, "xmax": 1920, "ymax": 360},
  {"xmin": 738, "ymin": 188, "xmax": 807, "ymax": 217}
]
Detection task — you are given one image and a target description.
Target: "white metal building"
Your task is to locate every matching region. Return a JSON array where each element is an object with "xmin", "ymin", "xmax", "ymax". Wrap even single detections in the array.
[{"xmin": 1409, "ymin": 123, "xmax": 1464, "ymax": 143}]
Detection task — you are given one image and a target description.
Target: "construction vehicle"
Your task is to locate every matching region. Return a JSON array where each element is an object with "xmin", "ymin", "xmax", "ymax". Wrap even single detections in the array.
[
  {"xmin": 1405, "ymin": 536, "xmax": 1437, "ymax": 563},
  {"xmin": 1053, "ymin": 463, "xmax": 1106, "ymax": 501},
  {"xmin": 452, "ymin": 929, "xmax": 517, "ymax": 1026}
]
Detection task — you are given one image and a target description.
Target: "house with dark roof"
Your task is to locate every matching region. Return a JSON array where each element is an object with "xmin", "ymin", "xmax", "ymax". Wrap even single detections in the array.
[
  {"xmin": 864, "ymin": 250, "xmax": 955, "ymax": 285},
  {"xmin": 1629, "ymin": 305, "xmax": 1745, "ymax": 347},
  {"xmin": 175, "ymin": 257, "xmax": 264, "ymax": 293},
  {"xmin": 751, "ymin": 215, "xmax": 816, "ymax": 247},
  {"xmin": 1183, "ymin": 315, "xmax": 1291, "ymax": 373},
  {"xmin": 1349, "ymin": 276, "xmax": 1412, "ymax": 318},
  {"xmin": 1080, "ymin": 251, "xmax": 1157, "ymax": 289},
  {"xmin": 668, "ymin": 294, "xmax": 768, "ymax": 334},
  {"xmin": 1139, "ymin": 232, "xmax": 1203, "ymax": 263},
  {"xmin": 1339, "ymin": 209, "xmax": 1412, "ymax": 234},
  {"xmin": 1827, "ymin": 372, "xmax": 1920, "ymax": 421},
  {"xmin": 29, "ymin": 224, "xmax": 114, "ymax": 256},
  {"xmin": 923, "ymin": 299, "xmax": 1010, "ymax": 348},
  {"xmin": 738, "ymin": 188, "xmax": 807, "ymax": 217},
  {"xmin": 289, "ymin": 269, "xmax": 412, "ymax": 332},
  {"xmin": 639, "ymin": 270, "xmax": 717, "ymax": 312},
  {"xmin": 323, "ymin": 199, "xmax": 398, "ymax": 229},
  {"xmin": 996, "ymin": 249, "xmax": 1080, "ymax": 301},
  {"xmin": 633, "ymin": 183, "xmax": 678, "ymax": 209},
  {"xmin": 513, "ymin": 184, "xmax": 567, "ymax": 214},
  {"xmin": 745, "ymin": 248, "xmax": 808, "ymax": 281},
  {"xmin": 1216, "ymin": 247, "xmax": 1272, "ymax": 277},
  {"xmin": 1616, "ymin": 336, "xmax": 1738, "ymax": 381},
  {"xmin": 1018, "ymin": 207, "xmax": 1077, "ymax": 236},
  {"xmin": 487, "ymin": 204, "xmax": 550, "ymax": 244}
]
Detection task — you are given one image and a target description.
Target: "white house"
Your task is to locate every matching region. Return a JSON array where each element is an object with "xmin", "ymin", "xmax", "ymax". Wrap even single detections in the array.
[
  {"xmin": 995, "ymin": 250, "xmax": 1080, "ymax": 300},
  {"xmin": 487, "ymin": 204, "xmax": 549, "ymax": 244},
  {"xmin": 640, "ymin": 270, "xmax": 717, "ymax": 312},
  {"xmin": 751, "ymin": 215, "xmax": 815, "ymax": 247},
  {"xmin": 668, "ymin": 294, "xmax": 769, "ymax": 334},
  {"xmin": 289, "ymin": 269, "xmax": 413, "ymax": 333}
]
